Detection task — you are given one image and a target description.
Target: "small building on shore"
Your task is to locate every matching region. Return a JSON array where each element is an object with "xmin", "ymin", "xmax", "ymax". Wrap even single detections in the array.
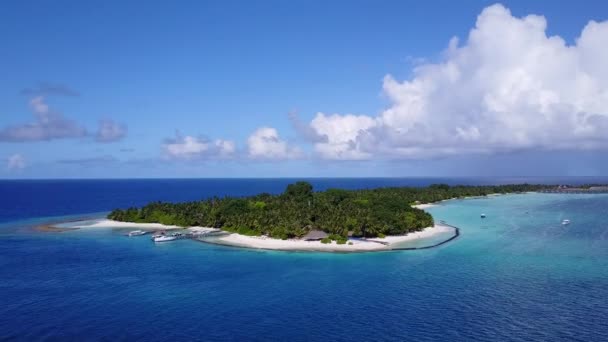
[{"xmin": 302, "ymin": 230, "xmax": 328, "ymax": 241}]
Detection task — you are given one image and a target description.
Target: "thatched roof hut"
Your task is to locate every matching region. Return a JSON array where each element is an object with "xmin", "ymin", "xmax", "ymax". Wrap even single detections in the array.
[{"xmin": 302, "ymin": 230, "xmax": 328, "ymax": 241}]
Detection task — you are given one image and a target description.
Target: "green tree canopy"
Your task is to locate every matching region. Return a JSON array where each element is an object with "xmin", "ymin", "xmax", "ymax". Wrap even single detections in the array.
[{"xmin": 108, "ymin": 182, "xmax": 552, "ymax": 238}]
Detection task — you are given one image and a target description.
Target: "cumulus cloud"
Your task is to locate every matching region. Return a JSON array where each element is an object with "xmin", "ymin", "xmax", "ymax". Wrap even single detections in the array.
[
  {"xmin": 310, "ymin": 113, "xmax": 376, "ymax": 160},
  {"xmin": 0, "ymin": 96, "xmax": 87, "ymax": 142},
  {"xmin": 306, "ymin": 4, "xmax": 608, "ymax": 160},
  {"xmin": 214, "ymin": 139, "xmax": 237, "ymax": 158},
  {"xmin": 247, "ymin": 127, "xmax": 302, "ymax": 160},
  {"xmin": 288, "ymin": 111, "xmax": 327, "ymax": 143},
  {"xmin": 96, "ymin": 119, "xmax": 127, "ymax": 143},
  {"xmin": 162, "ymin": 132, "xmax": 235, "ymax": 160},
  {"xmin": 6, "ymin": 154, "xmax": 26, "ymax": 171}
]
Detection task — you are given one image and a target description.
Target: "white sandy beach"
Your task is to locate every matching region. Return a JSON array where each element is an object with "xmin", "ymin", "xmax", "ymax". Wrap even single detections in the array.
[
  {"xmin": 366, "ymin": 224, "xmax": 453, "ymax": 244},
  {"xmin": 210, "ymin": 224, "xmax": 454, "ymax": 252},
  {"xmin": 68, "ymin": 219, "xmax": 454, "ymax": 252},
  {"xmin": 412, "ymin": 193, "xmax": 508, "ymax": 209},
  {"xmin": 68, "ymin": 219, "xmax": 218, "ymax": 234},
  {"xmin": 412, "ymin": 203, "xmax": 438, "ymax": 209},
  {"xmin": 68, "ymin": 219, "xmax": 185, "ymax": 230}
]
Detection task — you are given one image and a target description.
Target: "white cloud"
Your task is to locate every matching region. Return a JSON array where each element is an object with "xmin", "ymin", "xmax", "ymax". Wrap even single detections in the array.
[
  {"xmin": 215, "ymin": 139, "xmax": 236, "ymax": 158},
  {"xmin": 164, "ymin": 135, "xmax": 208, "ymax": 158},
  {"xmin": 0, "ymin": 96, "xmax": 88, "ymax": 142},
  {"xmin": 247, "ymin": 127, "xmax": 302, "ymax": 160},
  {"xmin": 96, "ymin": 119, "xmax": 127, "ymax": 143},
  {"xmin": 305, "ymin": 4, "xmax": 608, "ymax": 159},
  {"xmin": 310, "ymin": 113, "xmax": 377, "ymax": 160},
  {"xmin": 162, "ymin": 133, "xmax": 235, "ymax": 160},
  {"xmin": 288, "ymin": 111, "xmax": 327, "ymax": 143},
  {"xmin": 1, "ymin": 90, "xmax": 126, "ymax": 144},
  {"xmin": 30, "ymin": 96, "xmax": 50, "ymax": 115},
  {"xmin": 7, "ymin": 154, "xmax": 26, "ymax": 171}
]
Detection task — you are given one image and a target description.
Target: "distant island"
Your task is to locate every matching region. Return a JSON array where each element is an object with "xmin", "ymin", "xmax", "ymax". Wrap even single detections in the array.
[{"xmin": 108, "ymin": 182, "xmax": 552, "ymax": 244}]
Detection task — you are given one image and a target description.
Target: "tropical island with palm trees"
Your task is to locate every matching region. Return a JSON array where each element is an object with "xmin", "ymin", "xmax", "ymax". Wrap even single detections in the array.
[{"xmin": 103, "ymin": 182, "xmax": 553, "ymax": 252}]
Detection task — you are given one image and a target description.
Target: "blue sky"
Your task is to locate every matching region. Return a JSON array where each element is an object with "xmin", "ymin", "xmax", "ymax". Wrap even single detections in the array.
[{"xmin": 1, "ymin": 0, "xmax": 608, "ymax": 178}]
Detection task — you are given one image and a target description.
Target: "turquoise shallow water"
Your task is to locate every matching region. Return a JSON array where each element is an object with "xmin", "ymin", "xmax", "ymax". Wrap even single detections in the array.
[
  {"xmin": 431, "ymin": 193, "xmax": 608, "ymax": 265},
  {"xmin": 1, "ymin": 187, "xmax": 608, "ymax": 341}
]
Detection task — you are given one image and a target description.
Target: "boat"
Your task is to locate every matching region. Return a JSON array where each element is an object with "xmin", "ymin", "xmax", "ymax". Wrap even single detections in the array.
[
  {"xmin": 128, "ymin": 230, "xmax": 146, "ymax": 236},
  {"xmin": 481, "ymin": 213, "xmax": 486, "ymax": 218},
  {"xmin": 562, "ymin": 219, "xmax": 571, "ymax": 225},
  {"xmin": 152, "ymin": 231, "xmax": 166, "ymax": 239},
  {"xmin": 153, "ymin": 235, "xmax": 177, "ymax": 242}
]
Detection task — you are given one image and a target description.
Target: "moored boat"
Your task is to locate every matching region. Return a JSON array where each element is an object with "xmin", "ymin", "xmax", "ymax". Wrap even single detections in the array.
[
  {"xmin": 481, "ymin": 213, "xmax": 486, "ymax": 218},
  {"xmin": 128, "ymin": 230, "xmax": 146, "ymax": 236},
  {"xmin": 153, "ymin": 235, "xmax": 177, "ymax": 242}
]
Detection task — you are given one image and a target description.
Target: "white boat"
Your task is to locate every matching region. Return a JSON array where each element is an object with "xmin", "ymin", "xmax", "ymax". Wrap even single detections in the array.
[
  {"xmin": 562, "ymin": 219, "xmax": 571, "ymax": 225},
  {"xmin": 481, "ymin": 213, "xmax": 486, "ymax": 218},
  {"xmin": 128, "ymin": 230, "xmax": 146, "ymax": 236},
  {"xmin": 153, "ymin": 235, "xmax": 177, "ymax": 242}
]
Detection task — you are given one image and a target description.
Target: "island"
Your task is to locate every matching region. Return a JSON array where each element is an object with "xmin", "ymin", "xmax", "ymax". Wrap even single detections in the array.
[{"xmin": 103, "ymin": 182, "xmax": 552, "ymax": 252}]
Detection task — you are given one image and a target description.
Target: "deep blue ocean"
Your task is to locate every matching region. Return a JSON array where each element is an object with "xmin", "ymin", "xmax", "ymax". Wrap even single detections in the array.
[{"xmin": 1, "ymin": 178, "xmax": 608, "ymax": 341}]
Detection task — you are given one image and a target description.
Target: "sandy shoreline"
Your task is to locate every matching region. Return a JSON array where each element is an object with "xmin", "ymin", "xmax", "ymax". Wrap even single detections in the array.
[
  {"xmin": 67, "ymin": 219, "xmax": 187, "ymax": 230},
  {"xmin": 63, "ymin": 218, "xmax": 456, "ymax": 252},
  {"xmin": 411, "ymin": 192, "xmax": 518, "ymax": 210},
  {"xmin": 67, "ymin": 219, "xmax": 220, "ymax": 234},
  {"xmin": 412, "ymin": 203, "xmax": 438, "ymax": 209},
  {"xmin": 209, "ymin": 224, "xmax": 454, "ymax": 252}
]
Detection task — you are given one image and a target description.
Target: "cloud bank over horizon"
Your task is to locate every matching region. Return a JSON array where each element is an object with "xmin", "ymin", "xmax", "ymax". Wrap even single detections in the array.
[
  {"xmin": 170, "ymin": 4, "xmax": 608, "ymax": 163},
  {"xmin": 302, "ymin": 4, "xmax": 608, "ymax": 160},
  {"xmin": 3, "ymin": 3, "xmax": 608, "ymax": 176}
]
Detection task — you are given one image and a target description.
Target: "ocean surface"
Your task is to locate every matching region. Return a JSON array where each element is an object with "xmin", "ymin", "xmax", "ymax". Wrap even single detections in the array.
[{"xmin": 1, "ymin": 178, "xmax": 608, "ymax": 341}]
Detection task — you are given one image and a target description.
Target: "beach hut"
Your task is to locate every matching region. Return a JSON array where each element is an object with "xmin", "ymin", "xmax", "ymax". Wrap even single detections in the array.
[{"xmin": 302, "ymin": 230, "xmax": 328, "ymax": 241}]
